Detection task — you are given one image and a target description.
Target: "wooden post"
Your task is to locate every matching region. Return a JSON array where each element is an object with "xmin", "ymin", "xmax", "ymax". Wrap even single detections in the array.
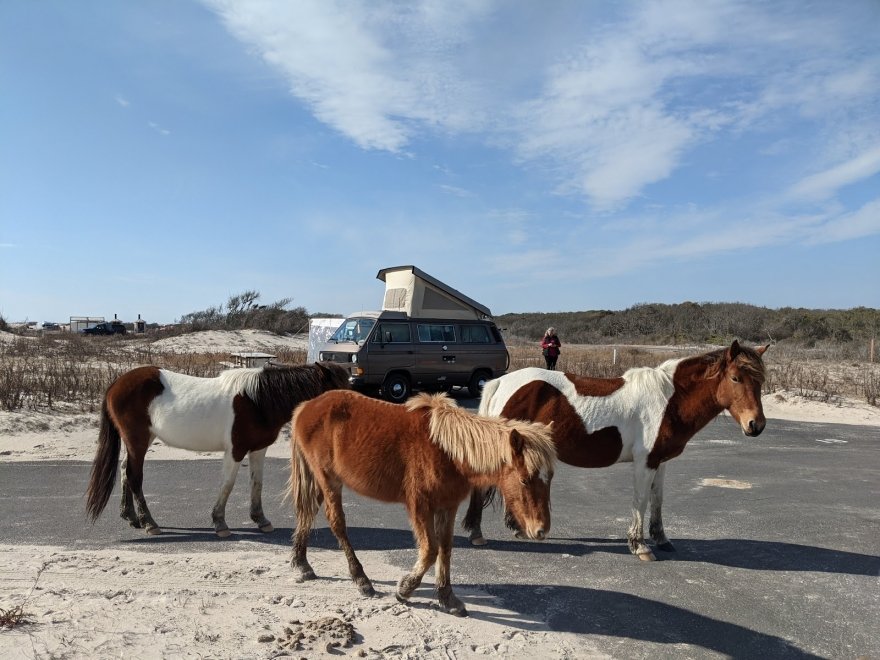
[{"xmin": 871, "ymin": 336, "xmax": 875, "ymax": 363}]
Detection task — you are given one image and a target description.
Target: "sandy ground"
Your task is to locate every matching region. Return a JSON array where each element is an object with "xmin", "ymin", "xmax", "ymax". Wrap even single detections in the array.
[{"xmin": 2, "ymin": 329, "xmax": 878, "ymax": 657}]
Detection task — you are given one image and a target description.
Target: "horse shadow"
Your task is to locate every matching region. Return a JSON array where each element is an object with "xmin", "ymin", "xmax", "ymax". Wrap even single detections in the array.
[
  {"xmin": 469, "ymin": 535, "xmax": 880, "ymax": 576},
  {"xmin": 118, "ymin": 525, "xmax": 419, "ymax": 550},
  {"xmin": 469, "ymin": 582, "xmax": 823, "ymax": 659}
]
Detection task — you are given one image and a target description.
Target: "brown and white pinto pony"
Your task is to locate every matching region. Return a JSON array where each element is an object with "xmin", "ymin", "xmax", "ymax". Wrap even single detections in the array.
[
  {"xmin": 289, "ymin": 390, "xmax": 555, "ymax": 616},
  {"xmin": 86, "ymin": 362, "xmax": 350, "ymax": 537},
  {"xmin": 463, "ymin": 341, "xmax": 768, "ymax": 561}
]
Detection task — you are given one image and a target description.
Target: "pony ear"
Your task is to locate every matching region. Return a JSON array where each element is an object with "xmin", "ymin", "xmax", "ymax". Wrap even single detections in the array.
[
  {"xmin": 756, "ymin": 344, "xmax": 770, "ymax": 356},
  {"xmin": 727, "ymin": 340, "xmax": 741, "ymax": 361},
  {"xmin": 509, "ymin": 429, "xmax": 525, "ymax": 456}
]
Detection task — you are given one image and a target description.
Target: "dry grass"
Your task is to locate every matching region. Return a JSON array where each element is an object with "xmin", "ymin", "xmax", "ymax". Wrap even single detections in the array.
[
  {"xmin": 506, "ymin": 339, "xmax": 880, "ymax": 404},
  {"xmin": 1, "ymin": 333, "xmax": 877, "ymax": 412},
  {"xmin": 0, "ymin": 333, "xmax": 307, "ymax": 413}
]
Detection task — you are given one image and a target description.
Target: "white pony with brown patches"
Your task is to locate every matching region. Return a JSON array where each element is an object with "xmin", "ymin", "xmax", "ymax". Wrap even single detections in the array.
[
  {"xmin": 463, "ymin": 341, "xmax": 768, "ymax": 560},
  {"xmin": 86, "ymin": 362, "xmax": 350, "ymax": 537}
]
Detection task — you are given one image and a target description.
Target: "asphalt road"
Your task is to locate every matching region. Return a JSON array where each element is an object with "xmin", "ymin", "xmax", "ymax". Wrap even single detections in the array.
[{"xmin": 1, "ymin": 415, "xmax": 878, "ymax": 658}]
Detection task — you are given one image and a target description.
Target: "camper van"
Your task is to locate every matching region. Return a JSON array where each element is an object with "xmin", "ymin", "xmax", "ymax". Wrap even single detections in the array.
[{"xmin": 317, "ymin": 266, "xmax": 509, "ymax": 403}]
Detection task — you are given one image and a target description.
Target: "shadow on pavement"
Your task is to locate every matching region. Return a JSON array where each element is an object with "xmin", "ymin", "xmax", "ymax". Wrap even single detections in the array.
[
  {"xmin": 479, "ymin": 582, "xmax": 823, "ymax": 659},
  {"xmin": 481, "ymin": 535, "xmax": 879, "ymax": 576},
  {"xmin": 120, "ymin": 527, "xmax": 878, "ymax": 576}
]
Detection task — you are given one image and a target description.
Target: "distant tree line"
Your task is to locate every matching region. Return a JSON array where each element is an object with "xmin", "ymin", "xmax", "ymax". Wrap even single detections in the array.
[
  {"xmin": 496, "ymin": 303, "xmax": 880, "ymax": 348},
  {"xmin": 176, "ymin": 290, "xmax": 315, "ymax": 335}
]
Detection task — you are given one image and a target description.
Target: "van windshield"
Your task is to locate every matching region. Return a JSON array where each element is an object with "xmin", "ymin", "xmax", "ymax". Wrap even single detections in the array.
[{"xmin": 329, "ymin": 318, "xmax": 376, "ymax": 344}]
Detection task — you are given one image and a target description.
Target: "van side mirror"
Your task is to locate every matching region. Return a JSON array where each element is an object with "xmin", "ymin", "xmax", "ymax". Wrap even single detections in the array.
[{"xmin": 384, "ymin": 331, "xmax": 393, "ymax": 344}]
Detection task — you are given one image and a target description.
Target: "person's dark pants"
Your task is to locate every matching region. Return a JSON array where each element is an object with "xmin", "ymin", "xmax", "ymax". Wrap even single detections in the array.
[{"xmin": 544, "ymin": 356, "xmax": 557, "ymax": 370}]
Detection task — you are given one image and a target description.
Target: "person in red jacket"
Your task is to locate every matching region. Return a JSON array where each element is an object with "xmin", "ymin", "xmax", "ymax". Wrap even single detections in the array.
[{"xmin": 541, "ymin": 327, "xmax": 561, "ymax": 370}]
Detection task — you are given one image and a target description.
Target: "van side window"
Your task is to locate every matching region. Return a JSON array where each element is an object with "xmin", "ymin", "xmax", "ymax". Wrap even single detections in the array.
[
  {"xmin": 373, "ymin": 323, "xmax": 412, "ymax": 343},
  {"xmin": 460, "ymin": 324, "xmax": 491, "ymax": 343},
  {"xmin": 417, "ymin": 323, "xmax": 456, "ymax": 343}
]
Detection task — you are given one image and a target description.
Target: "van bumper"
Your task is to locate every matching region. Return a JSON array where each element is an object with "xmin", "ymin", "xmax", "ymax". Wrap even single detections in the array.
[{"xmin": 349, "ymin": 376, "xmax": 370, "ymax": 391}]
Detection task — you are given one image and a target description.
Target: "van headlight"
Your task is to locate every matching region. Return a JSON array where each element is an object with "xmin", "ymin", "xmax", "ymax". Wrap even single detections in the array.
[
  {"xmin": 350, "ymin": 354, "xmax": 357, "ymax": 363},
  {"xmin": 319, "ymin": 352, "xmax": 325, "ymax": 361}
]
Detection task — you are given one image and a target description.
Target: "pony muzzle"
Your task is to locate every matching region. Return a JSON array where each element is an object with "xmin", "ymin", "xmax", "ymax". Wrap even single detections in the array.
[{"xmin": 743, "ymin": 417, "xmax": 765, "ymax": 437}]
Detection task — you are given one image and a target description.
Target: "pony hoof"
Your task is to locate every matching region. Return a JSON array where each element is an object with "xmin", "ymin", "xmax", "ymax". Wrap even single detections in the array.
[
  {"xmin": 145, "ymin": 526, "xmax": 162, "ymax": 536},
  {"xmin": 215, "ymin": 528, "xmax": 231, "ymax": 538},
  {"xmin": 258, "ymin": 523, "xmax": 274, "ymax": 533},
  {"xmin": 395, "ymin": 592, "xmax": 410, "ymax": 604},
  {"xmin": 294, "ymin": 570, "xmax": 317, "ymax": 583},
  {"xmin": 446, "ymin": 605, "xmax": 468, "ymax": 617},
  {"xmin": 469, "ymin": 536, "xmax": 488, "ymax": 547},
  {"xmin": 656, "ymin": 541, "xmax": 676, "ymax": 552},
  {"xmin": 638, "ymin": 551, "xmax": 657, "ymax": 562},
  {"xmin": 358, "ymin": 584, "xmax": 376, "ymax": 598}
]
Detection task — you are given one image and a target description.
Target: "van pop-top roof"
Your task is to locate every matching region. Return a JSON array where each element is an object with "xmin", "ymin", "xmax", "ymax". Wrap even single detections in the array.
[{"xmin": 376, "ymin": 265, "xmax": 492, "ymax": 320}]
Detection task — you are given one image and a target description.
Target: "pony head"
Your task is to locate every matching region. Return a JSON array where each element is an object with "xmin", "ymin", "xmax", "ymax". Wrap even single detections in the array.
[
  {"xmin": 495, "ymin": 424, "xmax": 555, "ymax": 541},
  {"xmin": 710, "ymin": 340, "xmax": 768, "ymax": 437},
  {"xmin": 316, "ymin": 361, "xmax": 352, "ymax": 391}
]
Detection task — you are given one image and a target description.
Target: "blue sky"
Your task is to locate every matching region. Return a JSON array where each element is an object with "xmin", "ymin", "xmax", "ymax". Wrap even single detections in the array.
[{"xmin": 2, "ymin": 1, "xmax": 879, "ymax": 325}]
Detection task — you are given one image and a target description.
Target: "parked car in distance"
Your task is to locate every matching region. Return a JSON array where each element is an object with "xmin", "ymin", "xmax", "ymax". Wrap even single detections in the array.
[
  {"xmin": 82, "ymin": 321, "xmax": 127, "ymax": 336},
  {"xmin": 42, "ymin": 322, "xmax": 60, "ymax": 331}
]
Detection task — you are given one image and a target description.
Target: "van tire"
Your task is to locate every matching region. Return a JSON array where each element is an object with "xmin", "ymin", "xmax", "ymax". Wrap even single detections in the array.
[
  {"xmin": 383, "ymin": 373, "xmax": 411, "ymax": 404},
  {"xmin": 468, "ymin": 370, "xmax": 491, "ymax": 398}
]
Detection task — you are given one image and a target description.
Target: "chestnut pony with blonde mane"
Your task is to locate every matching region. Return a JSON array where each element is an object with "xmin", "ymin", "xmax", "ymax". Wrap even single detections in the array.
[
  {"xmin": 289, "ymin": 390, "xmax": 555, "ymax": 616},
  {"xmin": 463, "ymin": 341, "xmax": 768, "ymax": 560}
]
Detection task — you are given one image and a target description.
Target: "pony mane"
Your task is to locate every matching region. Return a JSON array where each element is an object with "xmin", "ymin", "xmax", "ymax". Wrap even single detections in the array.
[
  {"xmin": 406, "ymin": 393, "xmax": 555, "ymax": 475},
  {"xmin": 215, "ymin": 363, "xmax": 348, "ymax": 422},
  {"xmin": 255, "ymin": 363, "xmax": 349, "ymax": 421},
  {"xmin": 701, "ymin": 345, "xmax": 766, "ymax": 384},
  {"xmin": 622, "ymin": 364, "xmax": 675, "ymax": 399}
]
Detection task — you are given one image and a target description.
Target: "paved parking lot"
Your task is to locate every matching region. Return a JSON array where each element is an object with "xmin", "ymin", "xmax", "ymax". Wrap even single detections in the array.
[{"xmin": 1, "ymin": 416, "xmax": 877, "ymax": 657}]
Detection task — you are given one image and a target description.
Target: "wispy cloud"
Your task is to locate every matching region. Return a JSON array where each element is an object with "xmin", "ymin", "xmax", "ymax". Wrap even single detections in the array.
[
  {"xmin": 204, "ymin": 1, "xmax": 878, "ymax": 214},
  {"xmin": 438, "ymin": 184, "xmax": 473, "ymax": 198},
  {"xmin": 148, "ymin": 121, "xmax": 170, "ymax": 136},
  {"xmin": 114, "ymin": 94, "xmax": 130, "ymax": 108},
  {"xmin": 787, "ymin": 146, "xmax": 880, "ymax": 201}
]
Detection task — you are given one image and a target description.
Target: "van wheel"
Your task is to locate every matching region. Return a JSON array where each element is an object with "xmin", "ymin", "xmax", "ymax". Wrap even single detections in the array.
[
  {"xmin": 468, "ymin": 370, "xmax": 491, "ymax": 398},
  {"xmin": 383, "ymin": 374, "xmax": 411, "ymax": 403}
]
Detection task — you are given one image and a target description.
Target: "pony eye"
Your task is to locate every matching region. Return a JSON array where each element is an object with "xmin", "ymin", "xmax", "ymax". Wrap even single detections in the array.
[{"xmin": 731, "ymin": 375, "xmax": 741, "ymax": 383}]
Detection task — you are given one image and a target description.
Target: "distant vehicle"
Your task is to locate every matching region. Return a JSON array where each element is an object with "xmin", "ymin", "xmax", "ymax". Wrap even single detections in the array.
[
  {"xmin": 82, "ymin": 321, "xmax": 127, "ymax": 336},
  {"xmin": 42, "ymin": 322, "xmax": 60, "ymax": 331}
]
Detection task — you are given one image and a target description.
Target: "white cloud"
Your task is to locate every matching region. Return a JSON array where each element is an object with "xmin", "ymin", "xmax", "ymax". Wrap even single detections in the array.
[
  {"xmin": 203, "ymin": 0, "xmax": 493, "ymax": 151},
  {"xmin": 805, "ymin": 198, "xmax": 880, "ymax": 245},
  {"xmin": 788, "ymin": 146, "xmax": 880, "ymax": 201},
  {"xmin": 148, "ymin": 121, "xmax": 170, "ymax": 136},
  {"xmin": 114, "ymin": 94, "xmax": 130, "ymax": 108},
  {"xmin": 438, "ymin": 184, "xmax": 474, "ymax": 198},
  {"xmin": 203, "ymin": 0, "xmax": 879, "ymax": 214}
]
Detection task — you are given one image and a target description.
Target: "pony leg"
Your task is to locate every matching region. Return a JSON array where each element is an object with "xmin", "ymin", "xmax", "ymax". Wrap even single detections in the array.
[
  {"xmin": 462, "ymin": 488, "xmax": 489, "ymax": 546},
  {"xmin": 627, "ymin": 462, "xmax": 657, "ymax": 561},
  {"xmin": 649, "ymin": 463, "xmax": 675, "ymax": 552},
  {"xmin": 211, "ymin": 451, "xmax": 242, "ymax": 538},
  {"xmin": 125, "ymin": 443, "xmax": 161, "ymax": 535},
  {"xmin": 247, "ymin": 448, "xmax": 273, "ymax": 533},
  {"xmin": 435, "ymin": 507, "xmax": 467, "ymax": 617},
  {"xmin": 291, "ymin": 497, "xmax": 318, "ymax": 582},
  {"xmin": 323, "ymin": 480, "xmax": 375, "ymax": 597},
  {"xmin": 397, "ymin": 503, "xmax": 439, "ymax": 603},
  {"xmin": 119, "ymin": 454, "xmax": 140, "ymax": 528}
]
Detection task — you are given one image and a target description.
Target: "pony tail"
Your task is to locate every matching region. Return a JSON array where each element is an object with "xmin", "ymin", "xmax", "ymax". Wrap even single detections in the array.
[
  {"xmin": 86, "ymin": 398, "xmax": 121, "ymax": 521},
  {"xmin": 478, "ymin": 377, "xmax": 501, "ymax": 417},
  {"xmin": 289, "ymin": 411, "xmax": 320, "ymax": 520}
]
